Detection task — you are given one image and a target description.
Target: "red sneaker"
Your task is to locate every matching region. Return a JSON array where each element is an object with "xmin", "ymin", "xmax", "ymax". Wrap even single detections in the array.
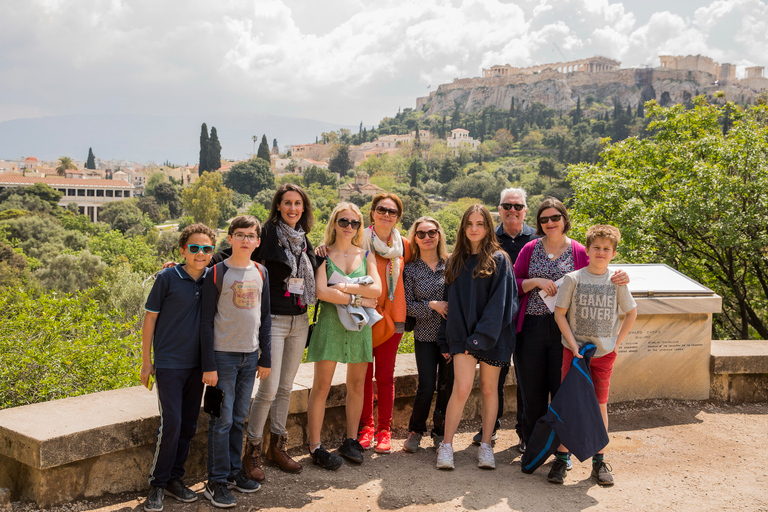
[
  {"xmin": 374, "ymin": 429, "xmax": 392, "ymax": 454},
  {"xmin": 357, "ymin": 426, "xmax": 375, "ymax": 450}
]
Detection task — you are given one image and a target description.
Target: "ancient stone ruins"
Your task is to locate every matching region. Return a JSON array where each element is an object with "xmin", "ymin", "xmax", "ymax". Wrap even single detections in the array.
[{"xmin": 417, "ymin": 55, "xmax": 768, "ymax": 116}]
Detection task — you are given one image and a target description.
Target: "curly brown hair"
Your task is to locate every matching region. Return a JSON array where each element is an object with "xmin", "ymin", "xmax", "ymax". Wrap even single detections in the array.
[{"xmin": 178, "ymin": 223, "xmax": 216, "ymax": 248}]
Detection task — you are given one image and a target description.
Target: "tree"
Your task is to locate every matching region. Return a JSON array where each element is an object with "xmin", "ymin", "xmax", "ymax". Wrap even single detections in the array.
[
  {"xmin": 153, "ymin": 181, "xmax": 183, "ymax": 218},
  {"xmin": 272, "ymin": 138, "xmax": 279, "ymax": 154},
  {"xmin": 224, "ymin": 158, "xmax": 275, "ymax": 197},
  {"xmin": 86, "ymin": 148, "xmax": 96, "ymax": 169},
  {"xmin": 257, "ymin": 135, "xmax": 271, "ymax": 162},
  {"xmin": 208, "ymin": 126, "xmax": 222, "ymax": 171},
  {"xmin": 137, "ymin": 196, "xmax": 164, "ymax": 223},
  {"xmin": 328, "ymin": 145, "xmax": 353, "ymax": 175},
  {"xmin": 198, "ymin": 123, "xmax": 209, "ymax": 176},
  {"xmin": 408, "ymin": 159, "xmax": 426, "ymax": 187},
  {"xmin": 0, "ymin": 183, "xmax": 62, "ymax": 209},
  {"xmin": 56, "ymin": 156, "xmax": 77, "ymax": 176},
  {"xmin": 183, "ymin": 171, "xmax": 234, "ymax": 227},
  {"xmin": 99, "ymin": 200, "xmax": 153, "ymax": 235},
  {"xmin": 36, "ymin": 251, "xmax": 107, "ymax": 293},
  {"xmin": 568, "ymin": 97, "xmax": 768, "ymax": 340},
  {"xmin": 538, "ymin": 158, "xmax": 559, "ymax": 184},
  {"xmin": 303, "ymin": 166, "xmax": 338, "ymax": 188}
]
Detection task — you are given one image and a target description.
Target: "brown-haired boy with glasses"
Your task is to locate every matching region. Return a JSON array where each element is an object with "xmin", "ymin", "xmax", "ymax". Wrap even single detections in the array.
[
  {"xmin": 141, "ymin": 223, "xmax": 217, "ymax": 512},
  {"xmin": 200, "ymin": 215, "xmax": 272, "ymax": 508}
]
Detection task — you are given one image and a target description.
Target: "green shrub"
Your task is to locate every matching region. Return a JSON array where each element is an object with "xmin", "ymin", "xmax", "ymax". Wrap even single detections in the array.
[{"xmin": 0, "ymin": 288, "xmax": 140, "ymax": 409}]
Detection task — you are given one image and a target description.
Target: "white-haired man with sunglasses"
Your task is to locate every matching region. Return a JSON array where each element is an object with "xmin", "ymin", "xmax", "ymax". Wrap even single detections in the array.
[{"xmin": 471, "ymin": 188, "xmax": 539, "ymax": 452}]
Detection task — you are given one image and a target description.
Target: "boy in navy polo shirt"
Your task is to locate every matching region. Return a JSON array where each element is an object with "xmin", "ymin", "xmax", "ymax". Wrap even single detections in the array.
[{"xmin": 141, "ymin": 223, "xmax": 217, "ymax": 512}]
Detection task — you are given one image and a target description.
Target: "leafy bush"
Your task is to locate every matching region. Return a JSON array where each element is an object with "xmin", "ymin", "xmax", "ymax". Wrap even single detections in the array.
[
  {"xmin": 36, "ymin": 251, "xmax": 107, "ymax": 293},
  {"xmin": 0, "ymin": 288, "xmax": 140, "ymax": 409}
]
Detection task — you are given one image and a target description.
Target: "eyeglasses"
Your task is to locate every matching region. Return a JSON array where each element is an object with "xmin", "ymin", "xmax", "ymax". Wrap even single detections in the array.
[
  {"xmin": 375, "ymin": 205, "xmax": 399, "ymax": 217},
  {"xmin": 500, "ymin": 203, "xmax": 525, "ymax": 211},
  {"xmin": 184, "ymin": 244, "xmax": 214, "ymax": 254},
  {"xmin": 337, "ymin": 217, "xmax": 362, "ymax": 229},
  {"xmin": 231, "ymin": 233, "xmax": 259, "ymax": 242},
  {"xmin": 539, "ymin": 214, "xmax": 564, "ymax": 224},
  {"xmin": 415, "ymin": 229, "xmax": 439, "ymax": 239}
]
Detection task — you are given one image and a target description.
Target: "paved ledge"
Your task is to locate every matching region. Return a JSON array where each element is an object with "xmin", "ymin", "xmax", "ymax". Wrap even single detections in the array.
[
  {"xmin": 710, "ymin": 339, "xmax": 768, "ymax": 403},
  {"xmin": 711, "ymin": 339, "xmax": 768, "ymax": 374},
  {"xmin": 2, "ymin": 345, "xmax": 767, "ymax": 507}
]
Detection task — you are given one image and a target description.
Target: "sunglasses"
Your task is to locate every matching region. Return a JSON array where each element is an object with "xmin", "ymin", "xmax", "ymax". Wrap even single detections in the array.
[
  {"xmin": 415, "ymin": 229, "xmax": 439, "ymax": 239},
  {"xmin": 337, "ymin": 217, "xmax": 362, "ymax": 229},
  {"xmin": 375, "ymin": 205, "xmax": 399, "ymax": 217},
  {"xmin": 184, "ymin": 244, "xmax": 214, "ymax": 254},
  {"xmin": 500, "ymin": 203, "xmax": 525, "ymax": 211},
  {"xmin": 539, "ymin": 214, "xmax": 564, "ymax": 224}
]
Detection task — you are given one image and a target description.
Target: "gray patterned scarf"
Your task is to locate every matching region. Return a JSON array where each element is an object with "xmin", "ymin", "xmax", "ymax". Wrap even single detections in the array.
[{"xmin": 275, "ymin": 220, "xmax": 316, "ymax": 307}]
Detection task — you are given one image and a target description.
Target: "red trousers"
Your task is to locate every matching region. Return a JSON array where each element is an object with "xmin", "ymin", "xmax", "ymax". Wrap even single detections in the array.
[{"xmin": 360, "ymin": 333, "xmax": 402, "ymax": 432}]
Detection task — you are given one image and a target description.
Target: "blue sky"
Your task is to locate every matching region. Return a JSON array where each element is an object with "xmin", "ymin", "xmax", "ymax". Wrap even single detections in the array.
[{"xmin": 1, "ymin": 0, "xmax": 765, "ymax": 128}]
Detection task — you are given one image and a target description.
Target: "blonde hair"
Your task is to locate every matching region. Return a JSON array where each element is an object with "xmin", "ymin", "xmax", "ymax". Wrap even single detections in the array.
[
  {"xmin": 323, "ymin": 202, "xmax": 365, "ymax": 247},
  {"xmin": 407, "ymin": 216, "xmax": 448, "ymax": 263}
]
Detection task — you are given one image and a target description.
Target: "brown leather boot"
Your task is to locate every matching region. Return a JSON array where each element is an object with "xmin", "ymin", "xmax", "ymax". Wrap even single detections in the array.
[
  {"xmin": 266, "ymin": 433, "xmax": 303, "ymax": 473},
  {"xmin": 242, "ymin": 438, "xmax": 266, "ymax": 482}
]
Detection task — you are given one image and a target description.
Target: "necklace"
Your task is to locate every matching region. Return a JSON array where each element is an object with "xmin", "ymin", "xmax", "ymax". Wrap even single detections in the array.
[{"xmin": 544, "ymin": 238, "xmax": 568, "ymax": 259}]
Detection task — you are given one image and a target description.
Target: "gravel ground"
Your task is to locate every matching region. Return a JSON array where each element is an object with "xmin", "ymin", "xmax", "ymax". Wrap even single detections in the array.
[{"xmin": 11, "ymin": 400, "xmax": 768, "ymax": 512}]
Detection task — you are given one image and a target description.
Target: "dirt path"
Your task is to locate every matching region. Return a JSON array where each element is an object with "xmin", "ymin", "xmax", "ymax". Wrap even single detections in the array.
[{"xmin": 13, "ymin": 401, "xmax": 768, "ymax": 512}]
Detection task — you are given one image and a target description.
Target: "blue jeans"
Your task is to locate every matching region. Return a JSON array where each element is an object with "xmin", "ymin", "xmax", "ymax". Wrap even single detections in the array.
[{"xmin": 207, "ymin": 350, "xmax": 259, "ymax": 483}]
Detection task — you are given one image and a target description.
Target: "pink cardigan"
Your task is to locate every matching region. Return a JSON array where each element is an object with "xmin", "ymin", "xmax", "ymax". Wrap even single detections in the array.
[{"xmin": 513, "ymin": 238, "xmax": 589, "ymax": 333}]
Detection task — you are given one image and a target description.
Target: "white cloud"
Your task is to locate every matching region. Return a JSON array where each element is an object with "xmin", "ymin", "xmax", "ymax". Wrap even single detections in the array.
[{"xmin": 0, "ymin": 0, "xmax": 766, "ymax": 125}]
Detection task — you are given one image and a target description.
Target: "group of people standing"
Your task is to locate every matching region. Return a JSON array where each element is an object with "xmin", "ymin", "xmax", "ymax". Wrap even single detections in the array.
[{"xmin": 141, "ymin": 182, "xmax": 635, "ymax": 511}]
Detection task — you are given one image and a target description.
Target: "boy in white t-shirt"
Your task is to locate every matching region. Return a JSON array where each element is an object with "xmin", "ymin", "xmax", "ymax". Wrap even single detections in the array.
[{"xmin": 551, "ymin": 224, "xmax": 637, "ymax": 487}]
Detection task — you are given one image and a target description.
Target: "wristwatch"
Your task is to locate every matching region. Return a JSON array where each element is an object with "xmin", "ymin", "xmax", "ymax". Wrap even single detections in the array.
[{"xmin": 352, "ymin": 294, "xmax": 363, "ymax": 308}]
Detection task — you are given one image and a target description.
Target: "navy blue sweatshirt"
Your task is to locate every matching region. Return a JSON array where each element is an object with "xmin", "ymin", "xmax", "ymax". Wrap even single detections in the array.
[{"xmin": 438, "ymin": 251, "xmax": 518, "ymax": 363}]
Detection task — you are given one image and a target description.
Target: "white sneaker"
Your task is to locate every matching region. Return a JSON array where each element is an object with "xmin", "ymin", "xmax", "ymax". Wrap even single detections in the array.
[
  {"xmin": 477, "ymin": 442, "xmax": 496, "ymax": 469},
  {"xmin": 436, "ymin": 442, "xmax": 454, "ymax": 470}
]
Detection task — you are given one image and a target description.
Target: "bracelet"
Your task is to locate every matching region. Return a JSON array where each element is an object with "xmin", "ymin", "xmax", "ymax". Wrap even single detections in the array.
[
  {"xmin": 348, "ymin": 294, "xmax": 354, "ymax": 306},
  {"xmin": 353, "ymin": 294, "xmax": 363, "ymax": 308}
]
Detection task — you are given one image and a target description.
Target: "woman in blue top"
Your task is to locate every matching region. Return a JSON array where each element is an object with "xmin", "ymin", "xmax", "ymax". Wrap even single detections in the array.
[{"xmin": 436, "ymin": 205, "xmax": 518, "ymax": 471}]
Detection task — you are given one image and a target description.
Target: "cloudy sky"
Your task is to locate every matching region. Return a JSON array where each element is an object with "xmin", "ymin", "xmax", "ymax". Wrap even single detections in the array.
[{"xmin": 1, "ymin": 0, "xmax": 766, "ymax": 129}]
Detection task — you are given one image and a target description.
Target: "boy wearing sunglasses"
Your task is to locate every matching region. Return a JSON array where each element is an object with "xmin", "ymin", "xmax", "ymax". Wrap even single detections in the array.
[{"xmin": 141, "ymin": 223, "xmax": 217, "ymax": 512}]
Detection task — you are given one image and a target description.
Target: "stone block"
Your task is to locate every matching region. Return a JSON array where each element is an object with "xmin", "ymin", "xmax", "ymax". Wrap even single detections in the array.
[
  {"xmin": 610, "ymin": 312, "xmax": 712, "ymax": 402},
  {"xmin": 725, "ymin": 374, "xmax": 768, "ymax": 403},
  {"xmin": 710, "ymin": 340, "xmax": 768, "ymax": 374}
]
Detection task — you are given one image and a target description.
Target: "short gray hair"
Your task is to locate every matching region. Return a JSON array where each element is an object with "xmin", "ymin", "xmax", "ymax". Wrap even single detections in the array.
[{"xmin": 499, "ymin": 187, "xmax": 527, "ymax": 207}]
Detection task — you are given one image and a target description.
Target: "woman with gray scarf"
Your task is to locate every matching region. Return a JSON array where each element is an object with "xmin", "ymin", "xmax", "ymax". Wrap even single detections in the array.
[{"xmin": 240, "ymin": 183, "xmax": 319, "ymax": 481}]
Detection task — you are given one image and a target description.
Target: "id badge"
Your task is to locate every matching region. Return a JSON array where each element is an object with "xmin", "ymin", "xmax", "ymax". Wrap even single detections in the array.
[{"xmin": 288, "ymin": 277, "xmax": 305, "ymax": 295}]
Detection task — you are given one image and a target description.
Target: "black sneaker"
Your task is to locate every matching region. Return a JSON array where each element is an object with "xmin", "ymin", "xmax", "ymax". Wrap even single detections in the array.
[
  {"xmin": 310, "ymin": 444, "xmax": 343, "ymax": 470},
  {"xmin": 547, "ymin": 459, "xmax": 568, "ymax": 484},
  {"xmin": 144, "ymin": 486, "xmax": 163, "ymax": 512},
  {"xmin": 338, "ymin": 438, "xmax": 364, "ymax": 464},
  {"xmin": 592, "ymin": 461, "xmax": 614, "ymax": 486},
  {"xmin": 203, "ymin": 481, "xmax": 236, "ymax": 508},
  {"xmin": 471, "ymin": 427, "xmax": 498, "ymax": 446},
  {"xmin": 164, "ymin": 479, "xmax": 198, "ymax": 503},
  {"xmin": 227, "ymin": 469, "xmax": 261, "ymax": 493}
]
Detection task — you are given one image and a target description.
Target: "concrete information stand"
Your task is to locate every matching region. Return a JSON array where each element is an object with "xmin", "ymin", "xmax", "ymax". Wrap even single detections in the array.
[{"xmin": 608, "ymin": 264, "xmax": 722, "ymax": 402}]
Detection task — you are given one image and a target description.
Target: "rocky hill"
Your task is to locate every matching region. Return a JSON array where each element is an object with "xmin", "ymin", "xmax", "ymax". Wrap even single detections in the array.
[{"xmin": 417, "ymin": 68, "xmax": 766, "ymax": 116}]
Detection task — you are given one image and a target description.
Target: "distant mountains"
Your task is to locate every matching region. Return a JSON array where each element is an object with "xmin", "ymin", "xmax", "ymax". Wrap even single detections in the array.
[{"xmin": 0, "ymin": 113, "xmax": 355, "ymax": 164}]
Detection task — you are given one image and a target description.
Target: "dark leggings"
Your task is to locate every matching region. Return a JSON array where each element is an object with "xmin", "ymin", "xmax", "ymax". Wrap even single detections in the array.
[
  {"xmin": 407, "ymin": 340, "xmax": 454, "ymax": 435},
  {"xmin": 514, "ymin": 314, "xmax": 564, "ymax": 443}
]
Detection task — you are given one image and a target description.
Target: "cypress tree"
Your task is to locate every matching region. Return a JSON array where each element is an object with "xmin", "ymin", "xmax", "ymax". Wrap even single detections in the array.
[
  {"xmin": 257, "ymin": 135, "xmax": 271, "ymax": 162},
  {"xmin": 208, "ymin": 126, "xmax": 222, "ymax": 171},
  {"xmin": 272, "ymin": 138, "xmax": 279, "ymax": 154},
  {"xmin": 636, "ymin": 101, "xmax": 645, "ymax": 118},
  {"xmin": 574, "ymin": 97, "xmax": 582, "ymax": 124},
  {"xmin": 199, "ymin": 123, "xmax": 209, "ymax": 176},
  {"xmin": 86, "ymin": 147, "xmax": 96, "ymax": 169}
]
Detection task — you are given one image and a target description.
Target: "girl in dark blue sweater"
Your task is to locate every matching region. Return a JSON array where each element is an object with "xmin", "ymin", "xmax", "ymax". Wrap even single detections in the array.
[{"xmin": 436, "ymin": 205, "xmax": 518, "ymax": 470}]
